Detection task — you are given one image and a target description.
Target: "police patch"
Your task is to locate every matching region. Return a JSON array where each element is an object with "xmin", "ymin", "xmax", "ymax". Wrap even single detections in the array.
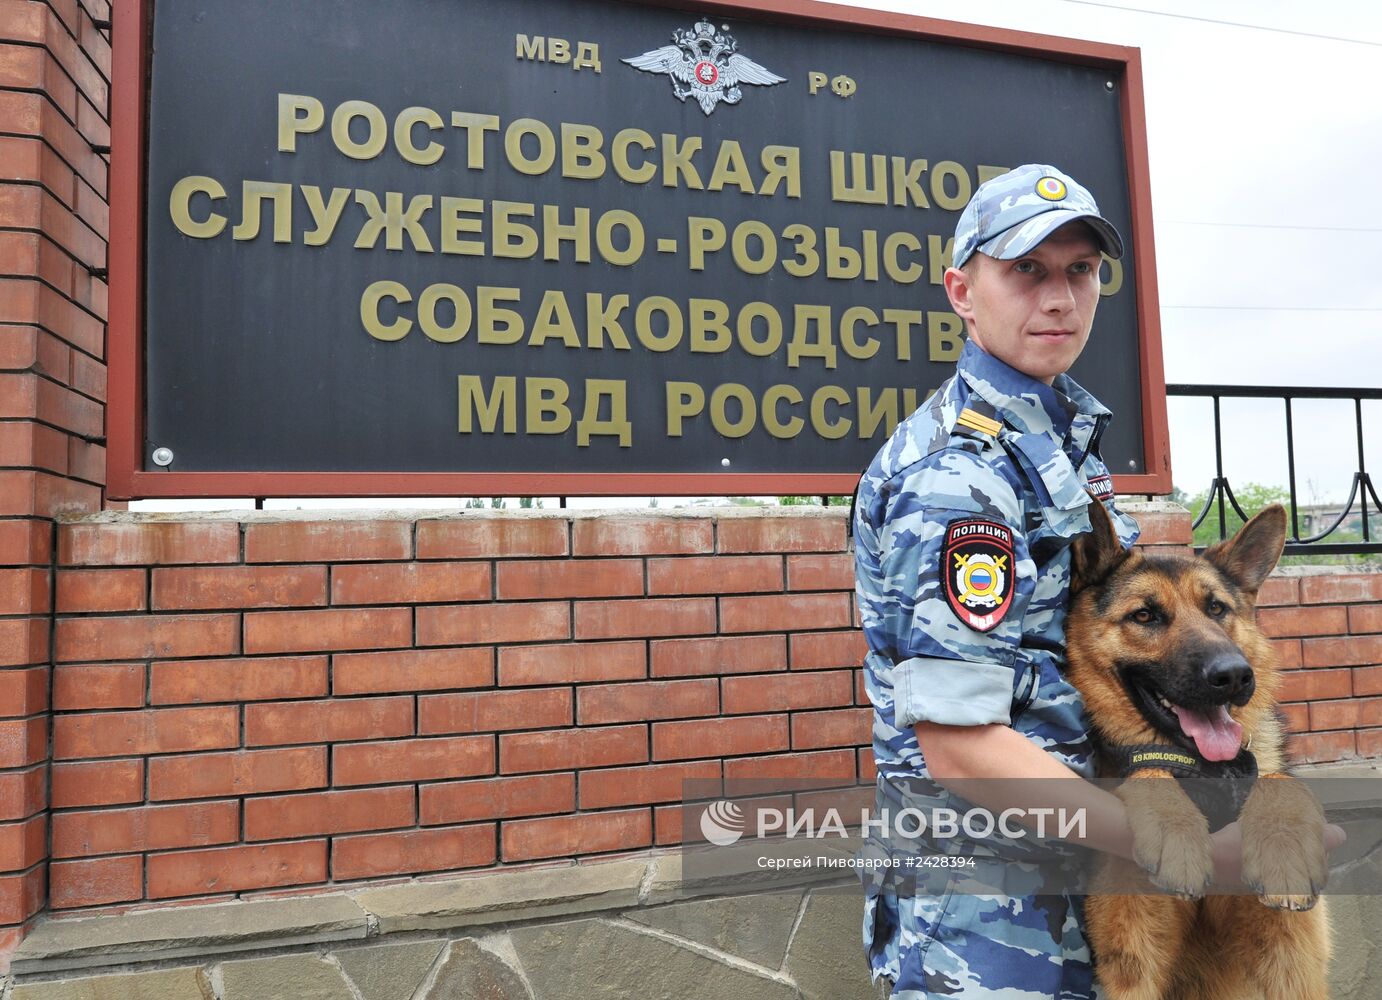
[
  {"xmin": 941, "ymin": 518, "xmax": 1016, "ymax": 632},
  {"xmin": 1085, "ymin": 473, "xmax": 1114, "ymax": 501}
]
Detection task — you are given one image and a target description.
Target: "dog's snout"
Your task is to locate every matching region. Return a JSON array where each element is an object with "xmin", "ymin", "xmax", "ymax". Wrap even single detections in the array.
[{"xmin": 1203, "ymin": 651, "xmax": 1255, "ymax": 704}]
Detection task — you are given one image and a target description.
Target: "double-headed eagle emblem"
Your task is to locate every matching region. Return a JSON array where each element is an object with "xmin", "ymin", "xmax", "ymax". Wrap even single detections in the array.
[{"xmin": 623, "ymin": 20, "xmax": 786, "ymax": 115}]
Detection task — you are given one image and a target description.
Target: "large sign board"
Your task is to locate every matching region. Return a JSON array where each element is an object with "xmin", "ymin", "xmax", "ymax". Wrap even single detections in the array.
[{"xmin": 109, "ymin": 0, "xmax": 1169, "ymax": 497}]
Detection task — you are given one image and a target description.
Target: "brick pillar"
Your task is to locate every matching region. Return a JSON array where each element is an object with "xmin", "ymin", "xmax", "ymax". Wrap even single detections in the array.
[
  {"xmin": 1119, "ymin": 499, "xmax": 1193, "ymax": 552},
  {"xmin": 0, "ymin": 0, "xmax": 112, "ymax": 963}
]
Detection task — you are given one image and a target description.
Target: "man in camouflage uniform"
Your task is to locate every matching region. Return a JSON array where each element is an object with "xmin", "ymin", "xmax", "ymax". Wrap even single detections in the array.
[{"xmin": 852, "ymin": 164, "xmax": 1141, "ymax": 998}]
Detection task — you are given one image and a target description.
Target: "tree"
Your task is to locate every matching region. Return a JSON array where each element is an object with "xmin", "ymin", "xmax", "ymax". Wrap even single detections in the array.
[
  {"xmin": 1179, "ymin": 481, "xmax": 1380, "ymax": 567},
  {"xmin": 1181, "ymin": 482, "xmax": 1291, "ymax": 549},
  {"xmin": 463, "ymin": 497, "xmax": 543, "ymax": 509}
]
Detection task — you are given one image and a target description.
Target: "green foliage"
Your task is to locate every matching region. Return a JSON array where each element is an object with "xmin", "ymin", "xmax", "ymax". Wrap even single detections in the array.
[
  {"xmin": 1182, "ymin": 483, "xmax": 1291, "ymax": 550},
  {"xmin": 1179, "ymin": 482, "xmax": 1380, "ymax": 568},
  {"xmin": 463, "ymin": 497, "xmax": 543, "ymax": 509},
  {"xmin": 778, "ymin": 495, "xmax": 849, "ymax": 506}
]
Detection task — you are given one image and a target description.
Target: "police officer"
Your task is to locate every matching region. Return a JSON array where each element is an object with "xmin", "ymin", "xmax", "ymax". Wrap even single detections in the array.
[{"xmin": 852, "ymin": 164, "xmax": 1142, "ymax": 999}]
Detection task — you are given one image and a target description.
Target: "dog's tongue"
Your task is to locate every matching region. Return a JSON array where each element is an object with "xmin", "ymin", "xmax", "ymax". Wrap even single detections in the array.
[{"xmin": 1172, "ymin": 704, "xmax": 1242, "ymax": 762}]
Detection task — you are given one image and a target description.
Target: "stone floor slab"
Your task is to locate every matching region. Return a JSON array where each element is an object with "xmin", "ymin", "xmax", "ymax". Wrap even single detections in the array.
[
  {"xmin": 332, "ymin": 940, "xmax": 446, "ymax": 1000},
  {"xmin": 781, "ymin": 888, "xmax": 876, "ymax": 1000},
  {"xmin": 423, "ymin": 938, "xmax": 531, "ymax": 999},
  {"xmin": 625, "ymin": 891, "xmax": 802, "ymax": 969},
  {"xmin": 219, "ymin": 954, "xmax": 355, "ymax": 1000},
  {"xmin": 510, "ymin": 917, "xmax": 799, "ymax": 1000}
]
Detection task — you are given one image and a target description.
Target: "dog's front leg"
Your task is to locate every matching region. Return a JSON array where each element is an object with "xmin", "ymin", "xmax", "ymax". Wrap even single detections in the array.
[
  {"xmin": 1086, "ymin": 772, "xmax": 1211, "ymax": 1000},
  {"xmin": 1087, "ymin": 883, "xmax": 1194, "ymax": 1000},
  {"xmin": 1238, "ymin": 771, "xmax": 1328, "ymax": 911},
  {"xmin": 1117, "ymin": 771, "xmax": 1214, "ymax": 897},
  {"xmin": 1189, "ymin": 895, "xmax": 1331, "ymax": 1000}
]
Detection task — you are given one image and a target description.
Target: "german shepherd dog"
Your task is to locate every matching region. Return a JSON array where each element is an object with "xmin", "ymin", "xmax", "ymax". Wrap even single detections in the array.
[{"xmin": 1066, "ymin": 503, "xmax": 1330, "ymax": 999}]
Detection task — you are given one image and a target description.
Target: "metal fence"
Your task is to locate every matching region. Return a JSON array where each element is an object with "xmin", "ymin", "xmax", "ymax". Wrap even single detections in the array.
[{"xmin": 1167, "ymin": 385, "xmax": 1382, "ymax": 556}]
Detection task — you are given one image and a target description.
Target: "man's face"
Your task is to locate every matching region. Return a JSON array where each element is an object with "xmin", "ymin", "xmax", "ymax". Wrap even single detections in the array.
[{"xmin": 942, "ymin": 222, "xmax": 1104, "ymax": 384}]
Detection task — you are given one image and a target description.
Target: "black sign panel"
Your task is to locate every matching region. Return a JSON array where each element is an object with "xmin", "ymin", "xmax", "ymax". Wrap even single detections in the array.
[{"xmin": 143, "ymin": 0, "xmax": 1146, "ymax": 479}]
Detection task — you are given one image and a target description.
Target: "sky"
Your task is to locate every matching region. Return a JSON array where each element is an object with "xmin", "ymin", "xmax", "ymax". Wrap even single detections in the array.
[
  {"xmin": 132, "ymin": 0, "xmax": 1382, "ymax": 514},
  {"xmin": 858, "ymin": 0, "xmax": 1382, "ymax": 511}
]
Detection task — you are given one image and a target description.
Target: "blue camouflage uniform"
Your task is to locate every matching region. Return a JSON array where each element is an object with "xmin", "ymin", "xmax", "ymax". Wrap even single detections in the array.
[{"xmin": 853, "ymin": 338, "xmax": 1140, "ymax": 999}]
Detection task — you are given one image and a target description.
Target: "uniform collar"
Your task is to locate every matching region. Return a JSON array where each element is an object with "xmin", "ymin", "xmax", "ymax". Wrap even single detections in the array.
[
  {"xmin": 956, "ymin": 339, "xmax": 1109, "ymax": 440},
  {"xmin": 956, "ymin": 339, "xmax": 1113, "ymax": 536}
]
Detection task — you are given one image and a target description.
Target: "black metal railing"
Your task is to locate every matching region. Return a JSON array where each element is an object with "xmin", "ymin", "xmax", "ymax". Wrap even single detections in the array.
[{"xmin": 1166, "ymin": 385, "xmax": 1382, "ymax": 556}]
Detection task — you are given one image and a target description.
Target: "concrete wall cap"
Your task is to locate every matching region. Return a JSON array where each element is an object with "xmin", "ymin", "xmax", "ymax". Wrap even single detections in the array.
[
  {"xmin": 57, "ymin": 506, "xmax": 853, "ymax": 526},
  {"xmin": 11, "ymin": 895, "xmax": 369, "ymax": 976}
]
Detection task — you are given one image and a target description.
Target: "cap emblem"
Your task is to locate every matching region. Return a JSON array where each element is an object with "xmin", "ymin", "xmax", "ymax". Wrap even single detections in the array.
[{"xmin": 1035, "ymin": 176, "xmax": 1067, "ymax": 201}]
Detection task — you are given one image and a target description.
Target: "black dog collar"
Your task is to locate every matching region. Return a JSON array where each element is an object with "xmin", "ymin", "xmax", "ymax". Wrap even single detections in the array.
[
  {"xmin": 1105, "ymin": 743, "xmax": 1254, "ymax": 779},
  {"xmin": 1101, "ymin": 742, "xmax": 1258, "ymax": 831}
]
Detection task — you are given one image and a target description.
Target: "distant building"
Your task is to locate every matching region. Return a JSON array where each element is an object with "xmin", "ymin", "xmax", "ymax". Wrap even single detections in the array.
[{"xmin": 1295, "ymin": 503, "xmax": 1368, "ymax": 540}]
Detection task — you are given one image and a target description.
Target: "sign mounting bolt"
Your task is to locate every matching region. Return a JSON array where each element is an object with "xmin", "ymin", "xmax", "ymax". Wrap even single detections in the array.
[
  {"xmin": 721, "ymin": 458, "xmax": 732, "ymax": 467},
  {"xmin": 152, "ymin": 447, "xmax": 174, "ymax": 467}
]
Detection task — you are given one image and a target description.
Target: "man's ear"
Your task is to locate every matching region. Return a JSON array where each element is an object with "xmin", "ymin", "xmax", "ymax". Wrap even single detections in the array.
[
  {"xmin": 1070, "ymin": 498, "xmax": 1129, "ymax": 596},
  {"xmin": 1204, "ymin": 504, "xmax": 1287, "ymax": 595},
  {"xmin": 943, "ymin": 265, "xmax": 976, "ymax": 326}
]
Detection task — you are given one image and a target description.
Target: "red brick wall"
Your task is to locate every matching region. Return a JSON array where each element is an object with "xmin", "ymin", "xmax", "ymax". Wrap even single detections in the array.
[
  {"xmin": 44, "ymin": 513, "xmax": 873, "ymax": 911},
  {"xmin": 6, "ymin": 508, "xmax": 1382, "ymax": 949},
  {"xmin": 0, "ymin": 0, "xmax": 111, "ymax": 963},
  {"xmin": 23, "ymin": 504, "xmax": 1248, "ymax": 917},
  {"xmin": 1258, "ymin": 572, "xmax": 1382, "ymax": 764}
]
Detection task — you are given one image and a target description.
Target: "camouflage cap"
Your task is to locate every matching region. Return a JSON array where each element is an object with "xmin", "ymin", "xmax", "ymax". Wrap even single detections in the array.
[{"xmin": 951, "ymin": 164, "xmax": 1124, "ymax": 270}]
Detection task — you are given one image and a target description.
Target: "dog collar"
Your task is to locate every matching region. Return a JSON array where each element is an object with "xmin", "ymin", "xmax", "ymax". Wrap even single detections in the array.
[
  {"xmin": 1101, "ymin": 742, "xmax": 1258, "ymax": 831},
  {"xmin": 1104, "ymin": 743, "xmax": 1257, "ymax": 779}
]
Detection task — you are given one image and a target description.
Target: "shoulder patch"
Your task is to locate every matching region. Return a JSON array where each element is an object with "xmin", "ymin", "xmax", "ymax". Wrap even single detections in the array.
[
  {"xmin": 1085, "ymin": 472, "xmax": 1114, "ymax": 501},
  {"xmin": 941, "ymin": 518, "xmax": 1016, "ymax": 632}
]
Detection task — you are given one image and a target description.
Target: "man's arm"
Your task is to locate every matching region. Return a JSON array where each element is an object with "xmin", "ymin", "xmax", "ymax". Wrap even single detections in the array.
[{"xmin": 917, "ymin": 721, "xmax": 1137, "ymax": 861}]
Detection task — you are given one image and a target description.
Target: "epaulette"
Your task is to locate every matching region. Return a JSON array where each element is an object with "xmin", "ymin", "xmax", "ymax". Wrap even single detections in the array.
[{"xmin": 952, "ymin": 398, "xmax": 1002, "ymax": 442}]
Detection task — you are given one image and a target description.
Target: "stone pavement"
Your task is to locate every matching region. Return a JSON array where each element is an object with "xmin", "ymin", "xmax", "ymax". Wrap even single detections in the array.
[
  {"xmin": 2, "ymin": 846, "xmax": 884, "ymax": 1000},
  {"xmin": 5, "ymin": 861, "xmax": 1379, "ymax": 999},
  {"xmin": 3, "ymin": 775, "xmax": 1380, "ymax": 999}
]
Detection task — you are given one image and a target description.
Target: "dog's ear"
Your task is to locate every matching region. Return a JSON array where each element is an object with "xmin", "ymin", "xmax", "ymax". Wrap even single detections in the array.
[
  {"xmin": 1204, "ymin": 503, "xmax": 1287, "ymax": 595},
  {"xmin": 1070, "ymin": 498, "xmax": 1129, "ymax": 596}
]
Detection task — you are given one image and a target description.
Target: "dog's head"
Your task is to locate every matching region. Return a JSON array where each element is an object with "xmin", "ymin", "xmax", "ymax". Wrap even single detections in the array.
[{"xmin": 1066, "ymin": 503, "xmax": 1287, "ymax": 760}]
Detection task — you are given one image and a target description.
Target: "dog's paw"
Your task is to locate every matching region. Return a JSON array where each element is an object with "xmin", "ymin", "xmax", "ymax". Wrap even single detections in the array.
[
  {"xmin": 1242, "ymin": 829, "xmax": 1325, "ymax": 911},
  {"xmin": 1118, "ymin": 777, "xmax": 1214, "ymax": 897},
  {"xmin": 1136, "ymin": 821, "xmax": 1214, "ymax": 898},
  {"xmin": 1240, "ymin": 775, "xmax": 1328, "ymax": 911}
]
